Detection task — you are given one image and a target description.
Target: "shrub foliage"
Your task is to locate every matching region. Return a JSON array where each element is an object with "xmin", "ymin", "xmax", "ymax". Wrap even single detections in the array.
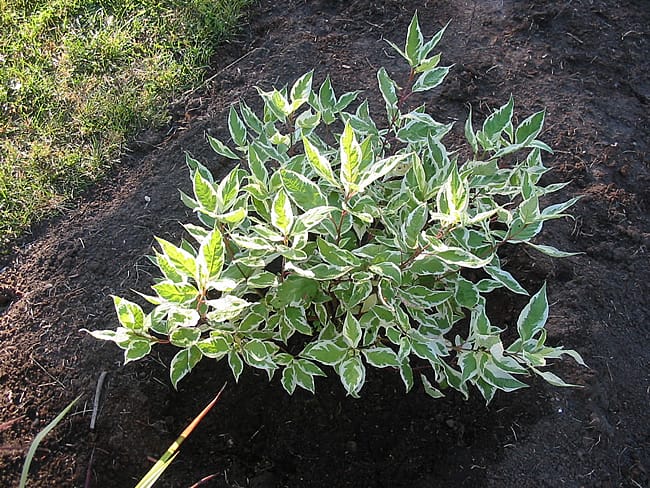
[{"xmin": 86, "ymin": 13, "xmax": 584, "ymax": 402}]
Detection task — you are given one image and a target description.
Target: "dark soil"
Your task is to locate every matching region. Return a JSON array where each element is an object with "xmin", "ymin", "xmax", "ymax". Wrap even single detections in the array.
[{"xmin": 1, "ymin": 0, "xmax": 649, "ymax": 486}]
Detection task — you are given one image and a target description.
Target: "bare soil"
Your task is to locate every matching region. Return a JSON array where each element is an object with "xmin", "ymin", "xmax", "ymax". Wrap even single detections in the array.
[{"xmin": 1, "ymin": 0, "xmax": 648, "ymax": 486}]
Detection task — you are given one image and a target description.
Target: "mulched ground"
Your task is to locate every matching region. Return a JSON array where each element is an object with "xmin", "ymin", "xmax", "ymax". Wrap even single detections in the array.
[{"xmin": 1, "ymin": 0, "xmax": 648, "ymax": 486}]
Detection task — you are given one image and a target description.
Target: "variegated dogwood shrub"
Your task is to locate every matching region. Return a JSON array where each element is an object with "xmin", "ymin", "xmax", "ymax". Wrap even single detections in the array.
[{"xmin": 86, "ymin": 13, "xmax": 585, "ymax": 402}]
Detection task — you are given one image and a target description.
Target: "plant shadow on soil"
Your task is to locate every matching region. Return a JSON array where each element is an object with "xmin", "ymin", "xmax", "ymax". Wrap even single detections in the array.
[{"xmin": 0, "ymin": 0, "xmax": 649, "ymax": 487}]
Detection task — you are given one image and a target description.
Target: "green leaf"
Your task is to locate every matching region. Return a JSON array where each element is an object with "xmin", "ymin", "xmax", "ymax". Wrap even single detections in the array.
[
  {"xmin": 170, "ymin": 327, "xmax": 201, "ymax": 348},
  {"xmin": 193, "ymin": 170, "xmax": 218, "ymax": 213},
  {"xmin": 155, "ymin": 237, "xmax": 196, "ymax": 279},
  {"xmin": 482, "ymin": 96, "xmax": 514, "ymax": 141},
  {"xmin": 197, "ymin": 335, "xmax": 231, "ymax": 359},
  {"xmin": 207, "ymin": 134, "xmax": 239, "ymax": 160},
  {"xmin": 465, "ymin": 105, "xmax": 478, "ymax": 154},
  {"xmin": 302, "ymin": 340, "xmax": 347, "ymax": 366},
  {"xmin": 485, "ymin": 264, "xmax": 528, "ymax": 295},
  {"xmin": 302, "ymin": 137, "xmax": 339, "ymax": 187},
  {"xmin": 228, "ymin": 106, "xmax": 247, "ymax": 147},
  {"xmin": 399, "ymin": 356, "xmax": 414, "ymax": 392},
  {"xmin": 124, "ymin": 339, "xmax": 152, "ymax": 364},
  {"xmin": 517, "ymin": 284, "xmax": 548, "ymax": 341},
  {"xmin": 228, "ymin": 350, "xmax": 244, "ymax": 381},
  {"xmin": 112, "ymin": 296, "xmax": 145, "ymax": 332},
  {"xmin": 152, "ymin": 282, "xmax": 199, "ymax": 305},
  {"xmin": 533, "ymin": 368, "xmax": 578, "ymax": 387},
  {"xmin": 420, "ymin": 374, "xmax": 445, "ymax": 398},
  {"xmin": 317, "ymin": 238, "xmax": 361, "ymax": 266},
  {"xmin": 293, "ymin": 206, "xmax": 337, "ymax": 233},
  {"xmin": 399, "ymin": 286, "xmax": 452, "ymax": 309},
  {"xmin": 419, "ymin": 21, "xmax": 449, "ymax": 60},
  {"xmin": 271, "ymin": 189, "xmax": 294, "ymax": 235},
  {"xmin": 362, "ymin": 347, "xmax": 400, "ymax": 368},
  {"xmin": 197, "ymin": 228, "xmax": 224, "ymax": 284},
  {"xmin": 340, "ymin": 122, "xmax": 362, "ymax": 194},
  {"xmin": 284, "ymin": 307, "xmax": 312, "ymax": 336},
  {"xmin": 290, "ymin": 70, "xmax": 314, "ymax": 104},
  {"xmin": 280, "ymin": 169, "xmax": 326, "ymax": 210},
  {"xmin": 357, "ymin": 153, "xmax": 411, "ymax": 192},
  {"xmin": 206, "ymin": 296, "xmax": 252, "ymax": 323},
  {"xmin": 482, "ymin": 359, "xmax": 529, "ymax": 392},
  {"xmin": 339, "ymin": 356, "xmax": 366, "ymax": 396},
  {"xmin": 318, "ymin": 75, "xmax": 336, "ymax": 109},
  {"xmin": 405, "ymin": 12, "xmax": 424, "ymax": 66},
  {"xmin": 343, "ymin": 313, "xmax": 362, "ymax": 348},
  {"xmin": 525, "ymin": 242, "xmax": 581, "ymax": 258},
  {"xmin": 515, "ymin": 110, "xmax": 545, "ymax": 146},
  {"xmin": 412, "ymin": 66, "xmax": 450, "ymax": 92},
  {"xmin": 281, "ymin": 364, "xmax": 297, "ymax": 394},
  {"xmin": 377, "ymin": 67, "xmax": 398, "ymax": 108},
  {"xmin": 170, "ymin": 346, "xmax": 202, "ymax": 389}
]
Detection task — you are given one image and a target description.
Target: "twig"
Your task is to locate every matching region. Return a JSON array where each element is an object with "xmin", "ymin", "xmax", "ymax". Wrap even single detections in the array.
[
  {"xmin": 84, "ymin": 447, "xmax": 95, "ymax": 488},
  {"xmin": 31, "ymin": 355, "xmax": 66, "ymax": 389},
  {"xmin": 181, "ymin": 48, "xmax": 260, "ymax": 98},
  {"xmin": 90, "ymin": 371, "xmax": 107, "ymax": 431},
  {"xmin": 188, "ymin": 473, "xmax": 221, "ymax": 488}
]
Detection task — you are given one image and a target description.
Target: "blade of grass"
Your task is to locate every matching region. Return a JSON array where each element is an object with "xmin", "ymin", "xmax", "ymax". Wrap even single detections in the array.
[
  {"xmin": 134, "ymin": 382, "xmax": 227, "ymax": 488},
  {"xmin": 20, "ymin": 395, "xmax": 82, "ymax": 488}
]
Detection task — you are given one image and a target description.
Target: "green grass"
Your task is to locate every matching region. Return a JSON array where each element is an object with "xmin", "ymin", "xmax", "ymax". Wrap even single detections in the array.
[{"xmin": 0, "ymin": 0, "xmax": 252, "ymax": 250}]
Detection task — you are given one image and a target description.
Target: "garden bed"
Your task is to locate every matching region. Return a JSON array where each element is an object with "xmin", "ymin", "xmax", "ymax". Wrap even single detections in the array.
[{"xmin": 0, "ymin": 0, "xmax": 648, "ymax": 486}]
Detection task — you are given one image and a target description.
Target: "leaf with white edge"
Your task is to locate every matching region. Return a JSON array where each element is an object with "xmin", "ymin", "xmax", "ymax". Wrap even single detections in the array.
[
  {"xmin": 532, "ymin": 368, "xmax": 578, "ymax": 387},
  {"xmin": 228, "ymin": 350, "xmax": 244, "ymax": 382},
  {"xmin": 197, "ymin": 336, "xmax": 231, "ymax": 359},
  {"xmin": 399, "ymin": 357, "xmax": 414, "ymax": 392},
  {"xmin": 170, "ymin": 346, "xmax": 202, "ymax": 389},
  {"xmin": 369, "ymin": 262, "xmax": 402, "ymax": 284},
  {"xmin": 155, "ymin": 237, "xmax": 196, "ymax": 279},
  {"xmin": 465, "ymin": 105, "xmax": 478, "ymax": 154},
  {"xmin": 474, "ymin": 376, "xmax": 497, "ymax": 404},
  {"xmin": 281, "ymin": 364, "xmax": 297, "ymax": 394},
  {"xmin": 302, "ymin": 340, "xmax": 347, "ymax": 366},
  {"xmin": 206, "ymin": 296, "xmax": 252, "ymax": 323},
  {"xmin": 290, "ymin": 70, "xmax": 313, "ymax": 104},
  {"xmin": 399, "ymin": 286, "xmax": 452, "ymax": 309},
  {"xmin": 280, "ymin": 169, "xmax": 326, "ymax": 210},
  {"xmin": 343, "ymin": 313, "xmax": 362, "ymax": 348},
  {"xmin": 420, "ymin": 374, "xmax": 445, "ymax": 398},
  {"xmin": 357, "ymin": 153, "xmax": 410, "ymax": 192},
  {"xmin": 340, "ymin": 122, "xmax": 362, "ymax": 194},
  {"xmin": 170, "ymin": 327, "xmax": 201, "ymax": 348},
  {"xmin": 412, "ymin": 66, "xmax": 450, "ymax": 93},
  {"xmin": 405, "ymin": 12, "xmax": 424, "ymax": 66},
  {"xmin": 482, "ymin": 96, "xmax": 514, "ymax": 141},
  {"xmin": 152, "ymin": 282, "xmax": 199, "ymax": 305},
  {"xmin": 482, "ymin": 359, "xmax": 529, "ymax": 392},
  {"xmin": 293, "ymin": 206, "xmax": 337, "ymax": 233},
  {"xmin": 362, "ymin": 347, "xmax": 400, "ymax": 368},
  {"xmin": 247, "ymin": 271, "xmax": 277, "ymax": 288},
  {"xmin": 124, "ymin": 340, "xmax": 152, "ymax": 364},
  {"xmin": 485, "ymin": 265, "xmax": 528, "ymax": 295},
  {"xmin": 517, "ymin": 284, "xmax": 548, "ymax": 341},
  {"xmin": 415, "ymin": 53, "xmax": 441, "ymax": 73},
  {"xmin": 113, "ymin": 296, "xmax": 145, "ymax": 332},
  {"xmin": 284, "ymin": 307, "xmax": 312, "ymax": 336},
  {"xmin": 271, "ymin": 189, "xmax": 294, "ymax": 235},
  {"xmin": 318, "ymin": 75, "xmax": 336, "ymax": 109},
  {"xmin": 228, "ymin": 106, "xmax": 247, "ymax": 147},
  {"xmin": 317, "ymin": 238, "xmax": 361, "ymax": 267},
  {"xmin": 302, "ymin": 137, "xmax": 339, "ymax": 187},
  {"xmin": 419, "ymin": 21, "xmax": 449, "ymax": 59},
  {"xmin": 515, "ymin": 110, "xmax": 545, "ymax": 146},
  {"xmin": 377, "ymin": 67, "xmax": 398, "ymax": 108},
  {"xmin": 339, "ymin": 356, "xmax": 366, "ymax": 396},
  {"xmin": 541, "ymin": 196, "xmax": 581, "ymax": 219},
  {"xmin": 197, "ymin": 228, "xmax": 224, "ymax": 284},
  {"xmin": 207, "ymin": 134, "xmax": 239, "ymax": 160},
  {"xmin": 431, "ymin": 245, "xmax": 492, "ymax": 268},
  {"xmin": 193, "ymin": 170, "xmax": 218, "ymax": 213},
  {"xmin": 167, "ymin": 308, "xmax": 200, "ymax": 330}
]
